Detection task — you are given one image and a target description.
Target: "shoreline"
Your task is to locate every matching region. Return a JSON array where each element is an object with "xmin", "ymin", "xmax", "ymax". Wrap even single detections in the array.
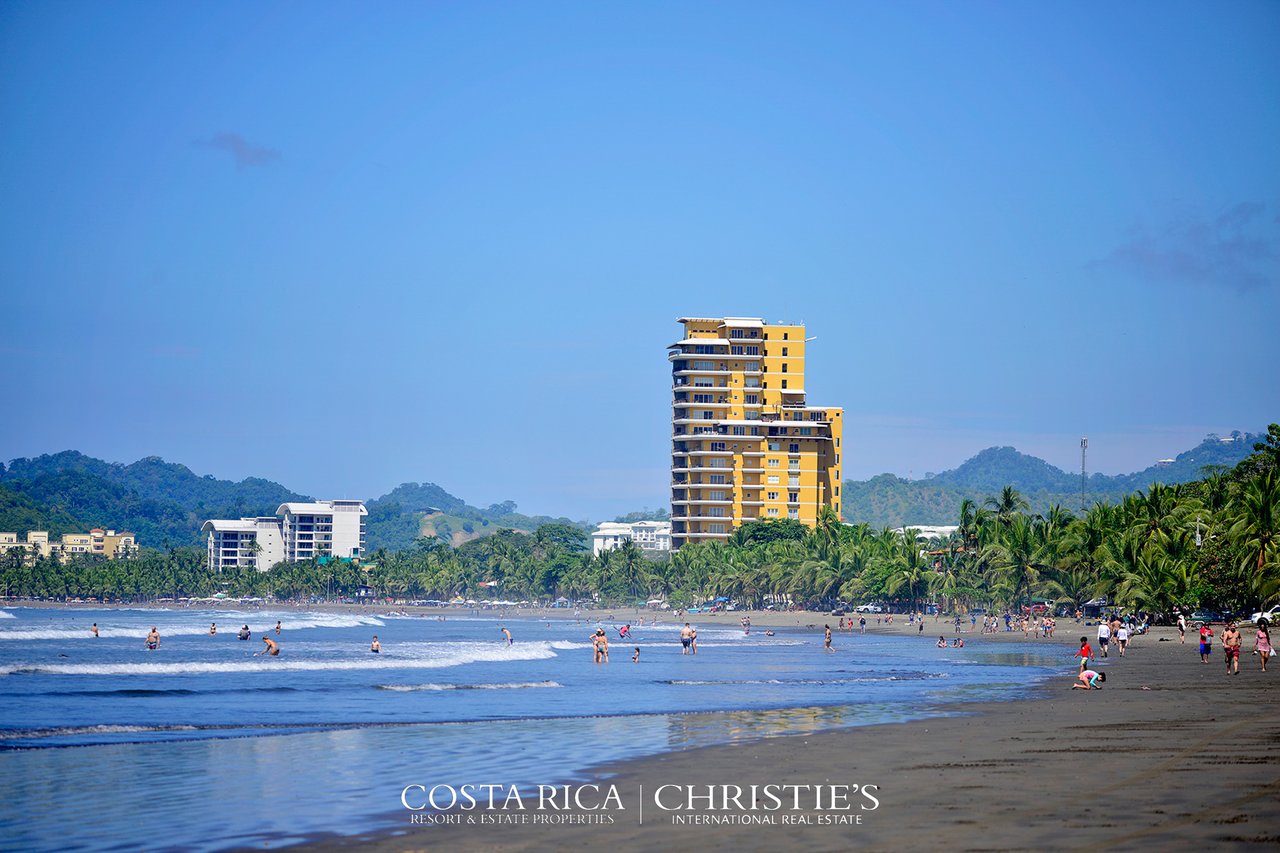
[{"xmin": 272, "ymin": 623, "xmax": 1280, "ymax": 852}]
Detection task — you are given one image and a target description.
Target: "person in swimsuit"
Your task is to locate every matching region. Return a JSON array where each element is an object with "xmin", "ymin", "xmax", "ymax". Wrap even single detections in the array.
[
  {"xmin": 1222, "ymin": 623, "xmax": 1242, "ymax": 674},
  {"xmin": 591, "ymin": 629, "xmax": 608, "ymax": 663},
  {"xmin": 824, "ymin": 625, "xmax": 833, "ymax": 653},
  {"xmin": 210, "ymin": 623, "xmax": 217, "ymax": 636},
  {"xmin": 275, "ymin": 621, "xmax": 282, "ymax": 636},
  {"xmin": 632, "ymin": 647, "xmax": 640, "ymax": 663},
  {"xmin": 1073, "ymin": 669, "xmax": 1106, "ymax": 689},
  {"xmin": 500, "ymin": 627, "xmax": 512, "ymax": 645},
  {"xmin": 370, "ymin": 635, "xmax": 381, "ymax": 653},
  {"xmin": 1254, "ymin": 622, "xmax": 1272, "ymax": 672},
  {"xmin": 937, "ymin": 636, "xmax": 947, "ymax": 648},
  {"xmin": 91, "ymin": 623, "xmax": 99, "ymax": 638},
  {"xmin": 239, "ymin": 625, "xmax": 251, "ymax": 641},
  {"xmin": 680, "ymin": 623, "xmax": 693, "ymax": 655},
  {"xmin": 257, "ymin": 637, "xmax": 280, "ymax": 657},
  {"xmin": 145, "ymin": 627, "xmax": 160, "ymax": 650}
]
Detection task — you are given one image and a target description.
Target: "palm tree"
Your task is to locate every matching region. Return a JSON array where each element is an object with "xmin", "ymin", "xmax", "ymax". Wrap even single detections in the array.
[
  {"xmin": 986, "ymin": 487, "xmax": 1030, "ymax": 527},
  {"xmin": 1231, "ymin": 471, "xmax": 1279, "ymax": 584},
  {"xmin": 986, "ymin": 514, "xmax": 1045, "ymax": 610}
]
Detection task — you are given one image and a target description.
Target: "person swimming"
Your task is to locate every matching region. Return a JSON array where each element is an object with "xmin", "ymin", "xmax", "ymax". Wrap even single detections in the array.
[{"xmin": 257, "ymin": 637, "xmax": 280, "ymax": 657}]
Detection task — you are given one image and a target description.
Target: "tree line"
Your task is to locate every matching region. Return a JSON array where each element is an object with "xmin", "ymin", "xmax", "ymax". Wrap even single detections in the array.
[{"xmin": 5, "ymin": 426, "xmax": 1277, "ymax": 617}]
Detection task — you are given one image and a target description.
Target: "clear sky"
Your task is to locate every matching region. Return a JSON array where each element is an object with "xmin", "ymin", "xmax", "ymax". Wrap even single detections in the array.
[{"xmin": 1, "ymin": 1, "xmax": 1277, "ymax": 520}]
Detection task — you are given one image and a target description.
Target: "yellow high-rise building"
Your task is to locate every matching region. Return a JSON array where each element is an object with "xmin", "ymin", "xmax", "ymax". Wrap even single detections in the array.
[{"xmin": 669, "ymin": 317, "xmax": 843, "ymax": 549}]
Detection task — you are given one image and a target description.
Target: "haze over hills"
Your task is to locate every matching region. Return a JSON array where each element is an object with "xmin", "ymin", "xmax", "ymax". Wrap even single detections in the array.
[
  {"xmin": 838, "ymin": 432, "xmax": 1260, "ymax": 528},
  {"xmin": 0, "ymin": 452, "xmax": 582, "ymax": 552}
]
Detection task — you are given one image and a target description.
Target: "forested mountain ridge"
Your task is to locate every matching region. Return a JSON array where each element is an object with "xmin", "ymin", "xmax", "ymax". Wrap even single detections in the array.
[
  {"xmin": 840, "ymin": 432, "xmax": 1259, "ymax": 528},
  {"xmin": 0, "ymin": 452, "xmax": 584, "ymax": 552}
]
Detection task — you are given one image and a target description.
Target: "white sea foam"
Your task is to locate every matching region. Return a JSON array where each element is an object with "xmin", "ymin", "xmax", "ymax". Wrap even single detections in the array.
[
  {"xmin": 549, "ymin": 641, "xmax": 594, "ymax": 650},
  {"xmin": 0, "ymin": 640, "xmax": 558, "ymax": 676},
  {"xmin": 0, "ymin": 610, "xmax": 15, "ymax": 619},
  {"xmin": 1, "ymin": 724, "xmax": 200, "ymax": 740},
  {"xmin": 0, "ymin": 612, "xmax": 385, "ymax": 641},
  {"xmin": 375, "ymin": 680, "xmax": 562, "ymax": 692}
]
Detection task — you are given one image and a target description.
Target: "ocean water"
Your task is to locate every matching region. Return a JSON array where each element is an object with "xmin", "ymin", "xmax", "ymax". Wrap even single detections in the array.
[{"xmin": 0, "ymin": 607, "xmax": 1058, "ymax": 851}]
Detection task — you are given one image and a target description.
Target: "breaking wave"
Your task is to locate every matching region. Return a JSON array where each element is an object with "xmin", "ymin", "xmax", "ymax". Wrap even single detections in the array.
[{"xmin": 375, "ymin": 681, "xmax": 563, "ymax": 692}]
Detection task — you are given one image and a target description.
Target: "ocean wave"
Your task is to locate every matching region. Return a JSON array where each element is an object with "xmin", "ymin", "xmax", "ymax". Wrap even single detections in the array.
[
  {"xmin": 662, "ymin": 673, "xmax": 949, "ymax": 686},
  {"xmin": 0, "ymin": 612, "xmax": 385, "ymax": 642},
  {"xmin": 1, "ymin": 724, "xmax": 201, "ymax": 740},
  {"xmin": 375, "ymin": 681, "xmax": 563, "ymax": 692},
  {"xmin": 549, "ymin": 641, "xmax": 594, "ymax": 650},
  {"xmin": 0, "ymin": 640, "xmax": 558, "ymax": 677},
  {"xmin": 0, "ymin": 610, "xmax": 15, "ymax": 619}
]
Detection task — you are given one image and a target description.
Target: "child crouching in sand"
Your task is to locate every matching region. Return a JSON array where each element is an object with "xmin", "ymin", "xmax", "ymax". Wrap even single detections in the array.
[{"xmin": 1072, "ymin": 669, "xmax": 1105, "ymax": 689}]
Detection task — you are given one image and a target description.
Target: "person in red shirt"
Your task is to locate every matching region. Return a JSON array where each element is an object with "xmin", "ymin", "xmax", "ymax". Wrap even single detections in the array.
[{"xmin": 1075, "ymin": 636, "xmax": 1093, "ymax": 672}]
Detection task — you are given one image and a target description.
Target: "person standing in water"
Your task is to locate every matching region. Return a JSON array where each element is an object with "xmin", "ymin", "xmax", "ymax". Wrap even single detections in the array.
[
  {"xmin": 824, "ymin": 625, "xmax": 834, "ymax": 653},
  {"xmin": 500, "ymin": 627, "xmax": 513, "ymax": 645},
  {"xmin": 591, "ymin": 629, "xmax": 609, "ymax": 663},
  {"xmin": 144, "ymin": 627, "xmax": 160, "ymax": 650},
  {"xmin": 680, "ymin": 623, "xmax": 694, "ymax": 655},
  {"xmin": 210, "ymin": 623, "xmax": 217, "ymax": 636},
  {"xmin": 275, "ymin": 621, "xmax": 282, "ymax": 636},
  {"xmin": 632, "ymin": 647, "xmax": 640, "ymax": 663},
  {"xmin": 370, "ymin": 635, "xmax": 381, "ymax": 653},
  {"xmin": 91, "ymin": 623, "xmax": 99, "ymax": 638},
  {"xmin": 257, "ymin": 636, "xmax": 280, "ymax": 657}
]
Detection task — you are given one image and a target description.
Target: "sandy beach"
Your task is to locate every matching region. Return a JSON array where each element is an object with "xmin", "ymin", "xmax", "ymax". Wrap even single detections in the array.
[{"xmin": 280, "ymin": 618, "xmax": 1280, "ymax": 853}]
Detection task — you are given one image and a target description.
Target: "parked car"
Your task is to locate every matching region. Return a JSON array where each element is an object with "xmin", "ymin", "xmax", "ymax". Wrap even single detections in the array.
[
  {"xmin": 1190, "ymin": 610, "xmax": 1226, "ymax": 624},
  {"xmin": 854, "ymin": 604, "xmax": 883, "ymax": 613},
  {"xmin": 1248, "ymin": 605, "xmax": 1280, "ymax": 625}
]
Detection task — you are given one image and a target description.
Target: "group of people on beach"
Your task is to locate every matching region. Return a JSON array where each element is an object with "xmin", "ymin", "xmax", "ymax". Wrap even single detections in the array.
[{"xmin": 1195, "ymin": 620, "xmax": 1271, "ymax": 673}]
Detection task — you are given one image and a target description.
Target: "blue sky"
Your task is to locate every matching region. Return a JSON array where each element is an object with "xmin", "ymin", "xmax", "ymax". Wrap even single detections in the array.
[{"xmin": 1, "ymin": 1, "xmax": 1277, "ymax": 520}]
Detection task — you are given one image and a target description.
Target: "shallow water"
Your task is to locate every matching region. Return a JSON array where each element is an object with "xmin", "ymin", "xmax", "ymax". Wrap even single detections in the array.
[{"xmin": 0, "ymin": 607, "xmax": 1058, "ymax": 851}]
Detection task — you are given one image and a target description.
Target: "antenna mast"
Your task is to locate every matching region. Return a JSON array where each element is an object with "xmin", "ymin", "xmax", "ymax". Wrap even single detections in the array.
[{"xmin": 1080, "ymin": 437, "xmax": 1088, "ymax": 513}]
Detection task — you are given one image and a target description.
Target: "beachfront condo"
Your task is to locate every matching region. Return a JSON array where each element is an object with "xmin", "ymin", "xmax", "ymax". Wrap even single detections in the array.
[
  {"xmin": 0, "ymin": 529, "xmax": 137, "ymax": 563},
  {"xmin": 202, "ymin": 500, "xmax": 367, "ymax": 572},
  {"xmin": 669, "ymin": 317, "xmax": 843, "ymax": 549},
  {"xmin": 591, "ymin": 521, "xmax": 673, "ymax": 555}
]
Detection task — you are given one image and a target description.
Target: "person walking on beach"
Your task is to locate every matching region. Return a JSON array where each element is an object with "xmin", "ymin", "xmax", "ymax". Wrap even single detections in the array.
[
  {"xmin": 1076, "ymin": 636, "xmax": 1093, "ymax": 672},
  {"xmin": 91, "ymin": 623, "xmax": 99, "ymax": 638},
  {"xmin": 1222, "ymin": 622, "xmax": 1242, "ymax": 675},
  {"xmin": 145, "ymin": 627, "xmax": 160, "ymax": 650},
  {"xmin": 824, "ymin": 625, "xmax": 834, "ymax": 653},
  {"xmin": 1177, "ymin": 613, "xmax": 1187, "ymax": 644},
  {"xmin": 1097, "ymin": 620, "xmax": 1111, "ymax": 658},
  {"xmin": 859, "ymin": 616, "xmax": 866, "ymax": 634},
  {"xmin": 256, "ymin": 636, "xmax": 280, "ymax": 657},
  {"xmin": 500, "ymin": 627, "xmax": 513, "ymax": 645},
  {"xmin": 1116, "ymin": 623, "xmax": 1130, "ymax": 657},
  {"xmin": 1199, "ymin": 624, "xmax": 1214, "ymax": 663},
  {"xmin": 1072, "ymin": 669, "xmax": 1106, "ymax": 690},
  {"xmin": 370, "ymin": 635, "xmax": 381, "ymax": 653},
  {"xmin": 680, "ymin": 623, "xmax": 694, "ymax": 655},
  {"xmin": 1254, "ymin": 622, "xmax": 1272, "ymax": 672}
]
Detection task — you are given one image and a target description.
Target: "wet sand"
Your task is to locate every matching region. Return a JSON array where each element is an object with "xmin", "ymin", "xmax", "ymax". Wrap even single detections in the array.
[{"xmin": 284, "ymin": 621, "xmax": 1280, "ymax": 852}]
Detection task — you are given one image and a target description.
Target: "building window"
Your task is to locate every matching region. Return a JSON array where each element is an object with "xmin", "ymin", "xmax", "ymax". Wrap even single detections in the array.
[
  {"xmin": 789, "ymin": 443, "xmax": 800, "ymax": 453},
  {"xmin": 767, "ymin": 508, "xmax": 780, "ymax": 517},
  {"xmin": 731, "ymin": 345, "xmax": 744, "ymax": 355},
  {"xmin": 782, "ymin": 347, "xmax": 788, "ymax": 356},
  {"xmin": 710, "ymin": 442, "xmax": 726, "ymax": 451},
  {"xmin": 710, "ymin": 474, "xmax": 726, "ymax": 484},
  {"xmin": 708, "ymin": 523, "xmax": 726, "ymax": 533},
  {"xmin": 788, "ymin": 509, "xmax": 799, "ymax": 519},
  {"xmin": 767, "ymin": 492, "xmax": 779, "ymax": 501},
  {"xmin": 768, "ymin": 441, "xmax": 780, "ymax": 451},
  {"xmin": 745, "ymin": 346, "xmax": 759, "ymax": 355},
  {"xmin": 781, "ymin": 379, "xmax": 788, "ymax": 389},
  {"xmin": 767, "ymin": 475, "xmax": 779, "ymax": 484},
  {"xmin": 800, "ymin": 427, "xmax": 812, "ymax": 436},
  {"xmin": 768, "ymin": 459, "xmax": 780, "ymax": 468}
]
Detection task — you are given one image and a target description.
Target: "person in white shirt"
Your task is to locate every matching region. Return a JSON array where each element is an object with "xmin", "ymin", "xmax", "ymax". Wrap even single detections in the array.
[
  {"xmin": 1097, "ymin": 621, "xmax": 1111, "ymax": 658},
  {"xmin": 1116, "ymin": 624, "xmax": 1130, "ymax": 656}
]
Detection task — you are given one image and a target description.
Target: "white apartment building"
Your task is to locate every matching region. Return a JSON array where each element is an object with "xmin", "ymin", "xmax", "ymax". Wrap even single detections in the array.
[
  {"xmin": 591, "ymin": 521, "xmax": 673, "ymax": 556},
  {"xmin": 202, "ymin": 517, "xmax": 285, "ymax": 572},
  {"xmin": 202, "ymin": 500, "xmax": 366, "ymax": 572}
]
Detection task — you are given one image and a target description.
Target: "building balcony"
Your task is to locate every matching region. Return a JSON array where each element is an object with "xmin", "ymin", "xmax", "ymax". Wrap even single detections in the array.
[{"xmin": 672, "ymin": 383, "xmax": 730, "ymax": 392}]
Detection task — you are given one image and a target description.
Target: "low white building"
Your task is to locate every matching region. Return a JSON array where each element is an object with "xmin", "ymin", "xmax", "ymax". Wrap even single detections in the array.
[
  {"xmin": 592, "ymin": 521, "xmax": 672, "ymax": 556},
  {"xmin": 203, "ymin": 500, "xmax": 366, "ymax": 572}
]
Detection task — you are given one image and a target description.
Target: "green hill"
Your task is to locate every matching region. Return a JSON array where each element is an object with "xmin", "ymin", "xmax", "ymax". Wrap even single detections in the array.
[
  {"xmin": 840, "ymin": 432, "xmax": 1259, "ymax": 528},
  {"xmin": 1, "ymin": 452, "xmax": 586, "ymax": 552}
]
